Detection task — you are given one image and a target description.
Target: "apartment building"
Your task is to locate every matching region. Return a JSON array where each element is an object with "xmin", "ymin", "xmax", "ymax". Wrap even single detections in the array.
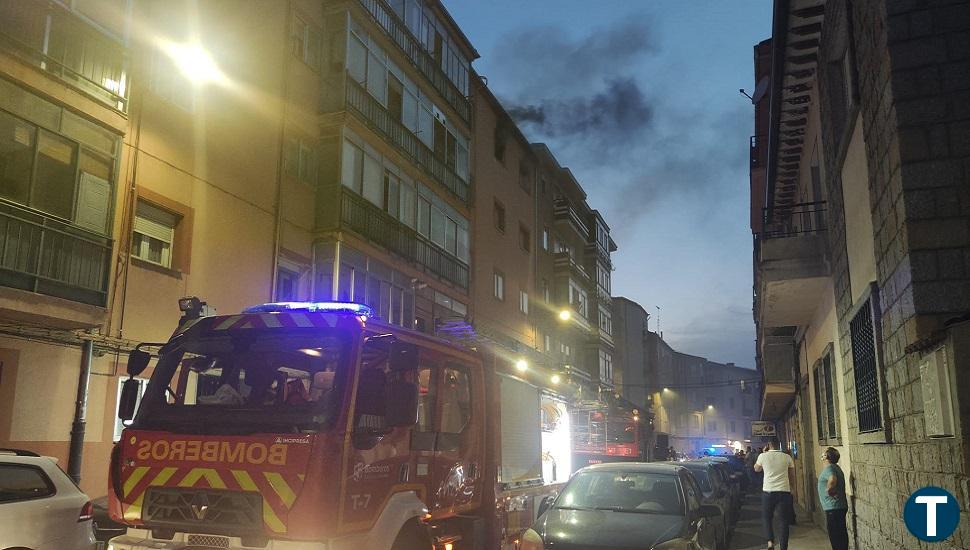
[
  {"xmin": 613, "ymin": 297, "xmax": 760, "ymax": 458},
  {"xmin": 752, "ymin": 0, "xmax": 970, "ymax": 546},
  {"xmin": 533, "ymin": 144, "xmax": 616, "ymax": 393},
  {"xmin": 316, "ymin": 0, "xmax": 476, "ymax": 332}
]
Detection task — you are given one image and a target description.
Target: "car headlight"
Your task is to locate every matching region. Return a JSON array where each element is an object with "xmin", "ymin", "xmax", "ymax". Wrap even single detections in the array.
[
  {"xmin": 651, "ymin": 538, "xmax": 689, "ymax": 550},
  {"xmin": 519, "ymin": 528, "xmax": 544, "ymax": 550}
]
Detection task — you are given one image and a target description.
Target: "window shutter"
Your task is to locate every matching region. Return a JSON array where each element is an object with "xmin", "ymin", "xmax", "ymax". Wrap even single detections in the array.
[
  {"xmin": 134, "ymin": 202, "xmax": 176, "ymax": 242},
  {"xmin": 75, "ymin": 172, "xmax": 110, "ymax": 234}
]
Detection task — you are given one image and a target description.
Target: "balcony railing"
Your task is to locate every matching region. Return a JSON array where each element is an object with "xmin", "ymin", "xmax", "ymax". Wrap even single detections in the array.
[
  {"xmin": 340, "ymin": 189, "xmax": 469, "ymax": 289},
  {"xmin": 553, "ymin": 251, "xmax": 591, "ymax": 283},
  {"xmin": 553, "ymin": 198, "xmax": 590, "ymax": 238},
  {"xmin": 761, "ymin": 201, "xmax": 826, "ymax": 239},
  {"xmin": 0, "ymin": 3, "xmax": 128, "ymax": 111},
  {"xmin": 345, "ymin": 77, "xmax": 469, "ymax": 204},
  {"xmin": 0, "ymin": 202, "xmax": 111, "ymax": 307},
  {"xmin": 357, "ymin": 0, "xmax": 471, "ymax": 124}
]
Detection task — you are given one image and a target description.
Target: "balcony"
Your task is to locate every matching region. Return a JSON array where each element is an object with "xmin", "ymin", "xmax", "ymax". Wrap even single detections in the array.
[
  {"xmin": 553, "ymin": 251, "xmax": 591, "ymax": 284},
  {"xmin": 356, "ymin": 0, "xmax": 471, "ymax": 124},
  {"xmin": 343, "ymin": 77, "xmax": 469, "ymax": 204},
  {"xmin": 0, "ymin": 2, "xmax": 128, "ymax": 111},
  {"xmin": 756, "ymin": 201, "xmax": 829, "ymax": 328},
  {"xmin": 760, "ymin": 332, "xmax": 797, "ymax": 419},
  {"xmin": 750, "ymin": 135, "xmax": 767, "ymax": 170},
  {"xmin": 335, "ymin": 188, "xmax": 468, "ymax": 289},
  {"xmin": 0, "ymin": 202, "xmax": 112, "ymax": 308},
  {"xmin": 553, "ymin": 198, "xmax": 590, "ymax": 239}
]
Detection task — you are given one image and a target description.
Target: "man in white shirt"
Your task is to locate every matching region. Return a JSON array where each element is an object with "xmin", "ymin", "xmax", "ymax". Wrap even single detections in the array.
[{"xmin": 754, "ymin": 437, "xmax": 795, "ymax": 550}]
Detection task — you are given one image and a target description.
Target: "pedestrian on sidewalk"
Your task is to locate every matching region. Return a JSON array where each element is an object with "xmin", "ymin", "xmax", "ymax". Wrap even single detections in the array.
[
  {"xmin": 817, "ymin": 447, "xmax": 849, "ymax": 550},
  {"xmin": 754, "ymin": 437, "xmax": 795, "ymax": 550}
]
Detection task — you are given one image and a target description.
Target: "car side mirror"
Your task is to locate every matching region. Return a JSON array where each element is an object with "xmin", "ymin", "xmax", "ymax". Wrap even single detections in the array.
[
  {"xmin": 537, "ymin": 495, "xmax": 556, "ymax": 517},
  {"xmin": 698, "ymin": 504, "xmax": 721, "ymax": 518},
  {"xmin": 385, "ymin": 379, "xmax": 418, "ymax": 427},
  {"xmin": 118, "ymin": 378, "xmax": 140, "ymax": 421},
  {"xmin": 127, "ymin": 349, "xmax": 151, "ymax": 377}
]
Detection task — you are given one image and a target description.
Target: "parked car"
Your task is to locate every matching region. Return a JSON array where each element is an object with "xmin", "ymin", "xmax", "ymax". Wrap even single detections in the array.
[
  {"xmin": 700, "ymin": 459, "xmax": 742, "ymax": 512},
  {"xmin": 0, "ymin": 448, "xmax": 96, "ymax": 550},
  {"xmin": 522, "ymin": 462, "xmax": 722, "ymax": 550},
  {"xmin": 681, "ymin": 461, "xmax": 732, "ymax": 549},
  {"xmin": 92, "ymin": 495, "xmax": 127, "ymax": 542}
]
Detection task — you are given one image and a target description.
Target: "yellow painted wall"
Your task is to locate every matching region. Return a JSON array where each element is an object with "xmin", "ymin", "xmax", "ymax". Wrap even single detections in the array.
[{"xmin": 841, "ymin": 115, "xmax": 877, "ymax": 304}]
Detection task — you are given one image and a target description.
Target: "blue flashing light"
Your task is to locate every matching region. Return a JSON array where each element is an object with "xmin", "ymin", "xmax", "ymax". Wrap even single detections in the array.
[{"xmin": 243, "ymin": 301, "xmax": 374, "ymax": 317}]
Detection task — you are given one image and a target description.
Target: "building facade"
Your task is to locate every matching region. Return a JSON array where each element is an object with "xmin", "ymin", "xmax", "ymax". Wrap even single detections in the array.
[
  {"xmin": 613, "ymin": 297, "xmax": 760, "ymax": 458},
  {"xmin": 752, "ymin": 0, "xmax": 970, "ymax": 546}
]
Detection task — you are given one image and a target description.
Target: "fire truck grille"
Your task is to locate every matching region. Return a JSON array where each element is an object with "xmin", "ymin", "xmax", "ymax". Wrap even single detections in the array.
[
  {"xmin": 187, "ymin": 534, "xmax": 231, "ymax": 548},
  {"xmin": 143, "ymin": 487, "xmax": 264, "ymax": 535}
]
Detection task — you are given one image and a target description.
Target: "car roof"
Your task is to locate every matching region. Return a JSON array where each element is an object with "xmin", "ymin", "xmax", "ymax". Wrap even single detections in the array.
[
  {"xmin": 579, "ymin": 462, "xmax": 686, "ymax": 475},
  {"xmin": 0, "ymin": 453, "xmax": 60, "ymax": 467}
]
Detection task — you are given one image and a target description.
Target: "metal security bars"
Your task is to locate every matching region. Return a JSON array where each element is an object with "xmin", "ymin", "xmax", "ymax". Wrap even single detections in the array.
[
  {"xmin": 850, "ymin": 295, "xmax": 882, "ymax": 434},
  {"xmin": 0, "ymin": 203, "xmax": 112, "ymax": 306},
  {"xmin": 345, "ymin": 78, "xmax": 469, "ymax": 204}
]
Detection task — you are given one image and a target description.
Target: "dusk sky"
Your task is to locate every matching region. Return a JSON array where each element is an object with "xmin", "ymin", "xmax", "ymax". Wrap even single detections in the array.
[{"xmin": 449, "ymin": 1, "xmax": 773, "ymax": 369}]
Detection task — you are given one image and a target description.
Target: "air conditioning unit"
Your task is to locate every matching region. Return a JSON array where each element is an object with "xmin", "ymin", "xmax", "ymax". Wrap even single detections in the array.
[{"xmin": 918, "ymin": 320, "xmax": 970, "ymax": 438}]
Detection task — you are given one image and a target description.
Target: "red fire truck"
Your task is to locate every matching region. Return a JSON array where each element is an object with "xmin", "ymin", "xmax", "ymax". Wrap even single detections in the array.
[
  {"xmin": 106, "ymin": 301, "xmax": 572, "ymax": 550},
  {"xmin": 570, "ymin": 405, "xmax": 643, "ymax": 470}
]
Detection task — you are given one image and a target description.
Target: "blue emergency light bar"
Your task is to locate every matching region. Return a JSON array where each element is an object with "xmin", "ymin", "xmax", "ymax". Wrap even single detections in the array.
[{"xmin": 243, "ymin": 301, "xmax": 374, "ymax": 317}]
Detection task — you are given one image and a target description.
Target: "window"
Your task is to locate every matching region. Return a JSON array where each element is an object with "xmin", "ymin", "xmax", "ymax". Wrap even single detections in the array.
[
  {"xmin": 440, "ymin": 367, "xmax": 471, "ymax": 434},
  {"xmin": 519, "ymin": 290, "xmax": 529, "ymax": 315},
  {"xmin": 291, "ymin": 12, "xmax": 321, "ymax": 69},
  {"xmin": 813, "ymin": 348, "xmax": 841, "ymax": 441},
  {"xmin": 493, "ymin": 200, "xmax": 506, "ymax": 232},
  {"xmin": 0, "ymin": 464, "xmax": 55, "ymax": 503},
  {"xmin": 569, "ymin": 282, "xmax": 588, "ymax": 319},
  {"xmin": 276, "ymin": 266, "xmax": 300, "ymax": 302},
  {"xmin": 519, "ymin": 224, "xmax": 531, "ymax": 252},
  {"xmin": 542, "ymin": 228, "xmax": 549, "ymax": 251},
  {"xmin": 730, "ymin": 421, "xmax": 737, "ymax": 434},
  {"xmin": 729, "ymin": 397, "xmax": 736, "ymax": 410},
  {"xmin": 542, "ymin": 279, "xmax": 550, "ymax": 303},
  {"xmin": 544, "ymin": 334, "xmax": 551, "ymax": 352},
  {"xmin": 493, "ymin": 271, "xmax": 504, "ymax": 300},
  {"xmin": 598, "ymin": 307, "xmax": 612, "ymax": 335},
  {"xmin": 518, "ymin": 161, "xmax": 532, "ymax": 194},
  {"xmin": 708, "ymin": 421, "xmax": 717, "ymax": 432},
  {"xmin": 113, "ymin": 377, "xmax": 147, "ymax": 441},
  {"xmin": 285, "ymin": 138, "xmax": 318, "ymax": 185},
  {"xmin": 597, "ymin": 264, "xmax": 611, "ymax": 293},
  {"xmin": 494, "ymin": 123, "xmax": 506, "ymax": 162},
  {"xmin": 560, "ymin": 342, "xmax": 571, "ymax": 357},
  {"xmin": 132, "ymin": 201, "xmax": 178, "ymax": 269},
  {"xmin": 599, "ymin": 350, "xmax": 613, "ymax": 384},
  {"xmin": 851, "ymin": 287, "xmax": 883, "ymax": 434}
]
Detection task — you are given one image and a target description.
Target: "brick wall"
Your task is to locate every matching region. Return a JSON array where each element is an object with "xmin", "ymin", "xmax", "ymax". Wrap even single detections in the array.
[{"xmin": 818, "ymin": 0, "xmax": 970, "ymax": 547}]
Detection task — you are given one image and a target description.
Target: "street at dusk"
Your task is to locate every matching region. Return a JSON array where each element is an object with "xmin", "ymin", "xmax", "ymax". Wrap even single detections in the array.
[{"xmin": 0, "ymin": 0, "xmax": 969, "ymax": 549}]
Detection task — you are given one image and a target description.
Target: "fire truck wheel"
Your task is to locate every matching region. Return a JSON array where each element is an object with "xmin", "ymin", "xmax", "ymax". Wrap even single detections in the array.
[{"xmin": 390, "ymin": 518, "xmax": 432, "ymax": 550}]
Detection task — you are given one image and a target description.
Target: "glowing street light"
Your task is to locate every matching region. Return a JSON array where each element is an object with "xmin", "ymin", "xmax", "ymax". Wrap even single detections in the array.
[
  {"xmin": 707, "ymin": 404, "xmax": 714, "ymax": 410},
  {"xmin": 162, "ymin": 41, "xmax": 226, "ymax": 85},
  {"xmin": 558, "ymin": 309, "xmax": 572, "ymax": 321},
  {"xmin": 515, "ymin": 359, "xmax": 528, "ymax": 372},
  {"xmin": 550, "ymin": 374, "xmax": 561, "ymax": 385},
  {"xmin": 662, "ymin": 387, "xmax": 670, "ymax": 393}
]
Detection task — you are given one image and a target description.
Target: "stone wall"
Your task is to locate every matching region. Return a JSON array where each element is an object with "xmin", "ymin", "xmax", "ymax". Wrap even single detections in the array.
[{"xmin": 817, "ymin": 0, "xmax": 970, "ymax": 547}]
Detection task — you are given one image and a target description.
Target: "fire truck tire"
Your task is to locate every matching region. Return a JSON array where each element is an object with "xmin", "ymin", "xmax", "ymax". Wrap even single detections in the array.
[{"xmin": 390, "ymin": 519, "xmax": 432, "ymax": 550}]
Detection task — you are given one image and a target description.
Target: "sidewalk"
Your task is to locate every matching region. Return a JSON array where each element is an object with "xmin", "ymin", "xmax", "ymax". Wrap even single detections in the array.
[{"xmin": 729, "ymin": 491, "xmax": 831, "ymax": 550}]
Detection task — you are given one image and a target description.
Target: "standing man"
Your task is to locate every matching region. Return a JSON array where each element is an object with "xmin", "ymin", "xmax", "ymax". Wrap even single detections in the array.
[
  {"xmin": 754, "ymin": 437, "xmax": 795, "ymax": 550},
  {"xmin": 817, "ymin": 447, "xmax": 849, "ymax": 550}
]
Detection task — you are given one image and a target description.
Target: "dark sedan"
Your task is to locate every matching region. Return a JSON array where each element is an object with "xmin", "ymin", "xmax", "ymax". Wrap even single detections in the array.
[
  {"xmin": 522, "ymin": 463, "xmax": 721, "ymax": 550},
  {"xmin": 681, "ymin": 461, "xmax": 731, "ymax": 549}
]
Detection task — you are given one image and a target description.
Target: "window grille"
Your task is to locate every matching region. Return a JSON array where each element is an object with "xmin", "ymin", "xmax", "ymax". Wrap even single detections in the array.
[{"xmin": 851, "ymin": 295, "xmax": 882, "ymax": 433}]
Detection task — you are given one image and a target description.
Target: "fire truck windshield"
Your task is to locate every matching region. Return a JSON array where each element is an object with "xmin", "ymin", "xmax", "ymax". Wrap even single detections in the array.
[
  {"xmin": 608, "ymin": 421, "xmax": 636, "ymax": 444},
  {"xmin": 133, "ymin": 330, "xmax": 351, "ymax": 435}
]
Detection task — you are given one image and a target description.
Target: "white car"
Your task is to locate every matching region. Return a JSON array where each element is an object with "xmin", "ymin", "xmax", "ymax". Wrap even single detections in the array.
[{"xmin": 0, "ymin": 449, "xmax": 96, "ymax": 550}]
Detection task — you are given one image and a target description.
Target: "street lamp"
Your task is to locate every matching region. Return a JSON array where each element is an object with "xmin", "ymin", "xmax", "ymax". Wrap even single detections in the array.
[
  {"xmin": 558, "ymin": 309, "xmax": 572, "ymax": 321},
  {"xmin": 515, "ymin": 359, "xmax": 528, "ymax": 372},
  {"xmin": 550, "ymin": 374, "xmax": 561, "ymax": 385},
  {"xmin": 162, "ymin": 41, "xmax": 226, "ymax": 85}
]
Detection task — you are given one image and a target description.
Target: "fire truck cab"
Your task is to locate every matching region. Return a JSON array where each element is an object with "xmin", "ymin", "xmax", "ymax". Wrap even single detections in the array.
[{"xmin": 107, "ymin": 301, "xmax": 570, "ymax": 550}]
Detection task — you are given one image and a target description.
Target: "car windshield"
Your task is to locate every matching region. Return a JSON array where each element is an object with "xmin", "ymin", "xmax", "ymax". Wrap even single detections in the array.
[
  {"xmin": 555, "ymin": 471, "xmax": 683, "ymax": 515},
  {"xmin": 134, "ymin": 329, "xmax": 351, "ymax": 434}
]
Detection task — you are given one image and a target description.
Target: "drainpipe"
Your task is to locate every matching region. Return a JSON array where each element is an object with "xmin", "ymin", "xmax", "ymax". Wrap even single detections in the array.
[
  {"xmin": 68, "ymin": 339, "xmax": 93, "ymax": 484},
  {"xmin": 270, "ymin": 0, "xmax": 292, "ymax": 301}
]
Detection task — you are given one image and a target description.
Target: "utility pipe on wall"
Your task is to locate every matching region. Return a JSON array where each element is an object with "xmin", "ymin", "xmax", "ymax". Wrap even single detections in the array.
[{"xmin": 68, "ymin": 339, "xmax": 93, "ymax": 483}]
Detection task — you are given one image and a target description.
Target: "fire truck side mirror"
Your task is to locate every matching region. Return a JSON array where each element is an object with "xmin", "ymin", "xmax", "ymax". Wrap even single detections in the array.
[
  {"xmin": 389, "ymin": 342, "xmax": 418, "ymax": 371},
  {"xmin": 127, "ymin": 349, "xmax": 151, "ymax": 377},
  {"xmin": 119, "ymin": 378, "xmax": 140, "ymax": 421},
  {"xmin": 386, "ymin": 379, "xmax": 419, "ymax": 427}
]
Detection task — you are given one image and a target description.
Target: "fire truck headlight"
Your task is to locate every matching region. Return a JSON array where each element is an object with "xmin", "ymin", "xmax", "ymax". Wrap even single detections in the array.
[{"xmin": 520, "ymin": 528, "xmax": 545, "ymax": 550}]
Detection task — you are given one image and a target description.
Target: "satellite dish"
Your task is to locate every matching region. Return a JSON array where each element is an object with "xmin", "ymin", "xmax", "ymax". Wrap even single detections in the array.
[{"xmin": 751, "ymin": 76, "xmax": 770, "ymax": 104}]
